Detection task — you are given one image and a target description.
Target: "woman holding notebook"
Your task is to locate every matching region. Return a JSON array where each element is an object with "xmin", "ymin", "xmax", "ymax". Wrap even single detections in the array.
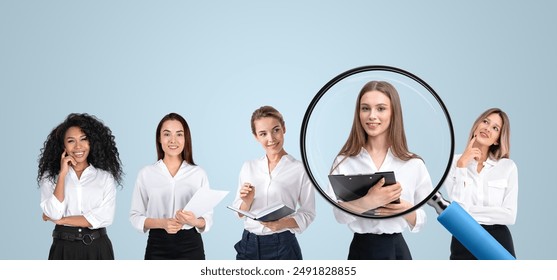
[
  {"xmin": 232, "ymin": 105, "xmax": 316, "ymax": 260},
  {"xmin": 443, "ymin": 108, "xmax": 517, "ymax": 259},
  {"xmin": 327, "ymin": 81, "xmax": 433, "ymax": 260},
  {"xmin": 129, "ymin": 112, "xmax": 212, "ymax": 260}
]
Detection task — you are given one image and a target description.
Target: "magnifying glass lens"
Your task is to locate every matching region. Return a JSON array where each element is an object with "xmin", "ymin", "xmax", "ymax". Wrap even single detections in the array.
[{"xmin": 300, "ymin": 66, "xmax": 454, "ymax": 219}]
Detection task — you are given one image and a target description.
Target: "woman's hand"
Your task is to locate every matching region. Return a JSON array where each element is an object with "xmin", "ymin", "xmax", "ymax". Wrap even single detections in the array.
[
  {"xmin": 373, "ymin": 199, "xmax": 412, "ymax": 216},
  {"xmin": 361, "ymin": 179, "xmax": 402, "ymax": 209},
  {"xmin": 338, "ymin": 178, "xmax": 402, "ymax": 214},
  {"xmin": 374, "ymin": 199, "xmax": 417, "ymax": 227},
  {"xmin": 175, "ymin": 210, "xmax": 205, "ymax": 229},
  {"xmin": 260, "ymin": 217, "xmax": 298, "ymax": 232},
  {"xmin": 59, "ymin": 150, "xmax": 76, "ymax": 177},
  {"xmin": 239, "ymin": 183, "xmax": 255, "ymax": 208},
  {"xmin": 457, "ymin": 136, "xmax": 481, "ymax": 168},
  {"xmin": 161, "ymin": 218, "xmax": 183, "ymax": 234}
]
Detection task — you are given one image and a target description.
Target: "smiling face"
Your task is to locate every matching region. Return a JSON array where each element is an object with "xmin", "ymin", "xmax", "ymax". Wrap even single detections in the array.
[
  {"xmin": 253, "ymin": 117, "xmax": 285, "ymax": 157},
  {"xmin": 359, "ymin": 90, "xmax": 392, "ymax": 139},
  {"xmin": 64, "ymin": 126, "xmax": 90, "ymax": 165},
  {"xmin": 473, "ymin": 112, "xmax": 502, "ymax": 147},
  {"xmin": 159, "ymin": 119, "xmax": 185, "ymax": 159}
]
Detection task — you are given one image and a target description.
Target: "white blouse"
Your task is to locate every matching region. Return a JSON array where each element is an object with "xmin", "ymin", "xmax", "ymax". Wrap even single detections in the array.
[
  {"xmin": 40, "ymin": 165, "xmax": 116, "ymax": 229},
  {"xmin": 129, "ymin": 160, "xmax": 213, "ymax": 233},
  {"xmin": 327, "ymin": 148, "xmax": 433, "ymax": 234},
  {"xmin": 443, "ymin": 154, "xmax": 518, "ymax": 225},
  {"xmin": 232, "ymin": 154, "xmax": 316, "ymax": 235}
]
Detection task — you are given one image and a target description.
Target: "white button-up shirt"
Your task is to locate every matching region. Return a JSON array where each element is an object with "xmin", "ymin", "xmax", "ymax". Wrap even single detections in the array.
[
  {"xmin": 40, "ymin": 165, "xmax": 116, "ymax": 229},
  {"xmin": 443, "ymin": 154, "xmax": 518, "ymax": 225},
  {"xmin": 129, "ymin": 160, "xmax": 213, "ymax": 233},
  {"xmin": 233, "ymin": 154, "xmax": 316, "ymax": 235},
  {"xmin": 327, "ymin": 148, "xmax": 432, "ymax": 234}
]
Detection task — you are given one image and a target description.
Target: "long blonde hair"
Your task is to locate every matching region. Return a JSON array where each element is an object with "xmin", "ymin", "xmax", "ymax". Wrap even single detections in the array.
[
  {"xmin": 468, "ymin": 108, "xmax": 511, "ymax": 159},
  {"xmin": 331, "ymin": 81, "xmax": 419, "ymax": 173}
]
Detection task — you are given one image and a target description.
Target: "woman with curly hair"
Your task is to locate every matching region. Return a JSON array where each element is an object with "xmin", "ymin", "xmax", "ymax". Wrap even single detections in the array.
[{"xmin": 38, "ymin": 113, "xmax": 123, "ymax": 260}]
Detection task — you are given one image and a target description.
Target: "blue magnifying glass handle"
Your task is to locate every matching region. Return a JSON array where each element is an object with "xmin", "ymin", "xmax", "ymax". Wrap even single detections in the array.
[{"xmin": 428, "ymin": 192, "xmax": 515, "ymax": 260}]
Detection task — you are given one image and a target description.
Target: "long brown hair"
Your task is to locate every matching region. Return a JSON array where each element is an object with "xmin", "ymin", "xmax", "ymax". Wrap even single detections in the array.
[
  {"xmin": 468, "ymin": 108, "xmax": 511, "ymax": 159},
  {"xmin": 155, "ymin": 112, "xmax": 196, "ymax": 165},
  {"xmin": 332, "ymin": 81, "xmax": 419, "ymax": 172}
]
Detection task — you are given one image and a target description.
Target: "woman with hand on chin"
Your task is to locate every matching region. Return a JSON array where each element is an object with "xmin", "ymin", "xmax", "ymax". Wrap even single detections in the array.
[
  {"xmin": 444, "ymin": 108, "xmax": 518, "ymax": 259},
  {"xmin": 232, "ymin": 105, "xmax": 316, "ymax": 260},
  {"xmin": 130, "ymin": 112, "xmax": 211, "ymax": 260},
  {"xmin": 327, "ymin": 81, "xmax": 433, "ymax": 260},
  {"xmin": 38, "ymin": 113, "xmax": 123, "ymax": 260}
]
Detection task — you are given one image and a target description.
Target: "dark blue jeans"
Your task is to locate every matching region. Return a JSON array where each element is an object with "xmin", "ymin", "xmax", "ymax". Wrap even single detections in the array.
[{"xmin": 234, "ymin": 229, "xmax": 302, "ymax": 260}]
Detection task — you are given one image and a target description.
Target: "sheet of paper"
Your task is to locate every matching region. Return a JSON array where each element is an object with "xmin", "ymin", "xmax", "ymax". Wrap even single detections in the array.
[{"xmin": 183, "ymin": 187, "xmax": 229, "ymax": 217}]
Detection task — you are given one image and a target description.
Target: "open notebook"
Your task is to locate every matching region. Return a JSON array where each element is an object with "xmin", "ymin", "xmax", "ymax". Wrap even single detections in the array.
[{"xmin": 227, "ymin": 203, "xmax": 295, "ymax": 222}]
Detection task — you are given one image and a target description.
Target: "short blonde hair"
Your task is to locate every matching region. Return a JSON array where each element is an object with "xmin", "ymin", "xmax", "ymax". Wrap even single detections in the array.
[{"xmin": 250, "ymin": 105, "xmax": 285, "ymax": 135}]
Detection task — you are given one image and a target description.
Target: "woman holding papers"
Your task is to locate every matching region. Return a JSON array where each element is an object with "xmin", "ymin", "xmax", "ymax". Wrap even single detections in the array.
[
  {"xmin": 328, "ymin": 81, "xmax": 433, "ymax": 260},
  {"xmin": 232, "ymin": 105, "xmax": 316, "ymax": 260},
  {"xmin": 130, "ymin": 112, "xmax": 211, "ymax": 260},
  {"xmin": 38, "ymin": 113, "xmax": 123, "ymax": 259},
  {"xmin": 443, "ymin": 108, "xmax": 517, "ymax": 259}
]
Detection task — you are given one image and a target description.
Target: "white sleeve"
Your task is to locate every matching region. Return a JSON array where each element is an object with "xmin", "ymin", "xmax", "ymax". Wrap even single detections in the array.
[
  {"xmin": 443, "ymin": 156, "xmax": 474, "ymax": 209},
  {"xmin": 328, "ymin": 157, "xmax": 358, "ymax": 225},
  {"xmin": 291, "ymin": 171, "xmax": 316, "ymax": 233},
  {"xmin": 232, "ymin": 162, "xmax": 247, "ymax": 210},
  {"xmin": 39, "ymin": 175, "xmax": 66, "ymax": 221},
  {"xmin": 407, "ymin": 161, "xmax": 433, "ymax": 233},
  {"xmin": 83, "ymin": 175, "xmax": 116, "ymax": 229},
  {"xmin": 129, "ymin": 171, "xmax": 149, "ymax": 233}
]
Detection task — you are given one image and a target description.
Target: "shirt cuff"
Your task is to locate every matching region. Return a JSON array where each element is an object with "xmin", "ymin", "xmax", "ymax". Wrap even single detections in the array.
[
  {"xmin": 408, "ymin": 209, "xmax": 426, "ymax": 233},
  {"xmin": 41, "ymin": 196, "xmax": 66, "ymax": 221},
  {"xmin": 83, "ymin": 212, "xmax": 100, "ymax": 229}
]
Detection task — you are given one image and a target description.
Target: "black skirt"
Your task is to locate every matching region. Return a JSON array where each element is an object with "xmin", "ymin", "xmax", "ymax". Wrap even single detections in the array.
[
  {"xmin": 145, "ymin": 228, "xmax": 205, "ymax": 260},
  {"xmin": 49, "ymin": 225, "xmax": 114, "ymax": 260},
  {"xmin": 348, "ymin": 232, "xmax": 412, "ymax": 260},
  {"xmin": 450, "ymin": 224, "xmax": 516, "ymax": 260}
]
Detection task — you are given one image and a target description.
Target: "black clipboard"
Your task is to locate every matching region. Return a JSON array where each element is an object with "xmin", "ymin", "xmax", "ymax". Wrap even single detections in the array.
[{"xmin": 328, "ymin": 171, "xmax": 399, "ymax": 204}]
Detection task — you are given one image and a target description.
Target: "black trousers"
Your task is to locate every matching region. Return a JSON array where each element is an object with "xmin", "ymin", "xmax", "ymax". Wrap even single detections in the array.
[
  {"xmin": 450, "ymin": 224, "xmax": 516, "ymax": 260},
  {"xmin": 49, "ymin": 225, "xmax": 114, "ymax": 260},
  {"xmin": 348, "ymin": 232, "xmax": 412, "ymax": 260},
  {"xmin": 145, "ymin": 228, "xmax": 205, "ymax": 260},
  {"xmin": 234, "ymin": 229, "xmax": 303, "ymax": 260}
]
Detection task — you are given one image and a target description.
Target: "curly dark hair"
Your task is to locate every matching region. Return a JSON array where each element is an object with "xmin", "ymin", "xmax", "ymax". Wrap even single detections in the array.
[{"xmin": 37, "ymin": 113, "xmax": 124, "ymax": 186}]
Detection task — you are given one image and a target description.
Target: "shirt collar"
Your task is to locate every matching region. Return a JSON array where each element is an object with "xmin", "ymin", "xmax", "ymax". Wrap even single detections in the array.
[
  {"xmin": 259, "ymin": 153, "xmax": 293, "ymax": 163},
  {"xmin": 484, "ymin": 157, "xmax": 497, "ymax": 167},
  {"xmin": 358, "ymin": 147, "xmax": 394, "ymax": 171},
  {"xmin": 70, "ymin": 164, "xmax": 95, "ymax": 174},
  {"xmin": 156, "ymin": 159, "xmax": 188, "ymax": 173}
]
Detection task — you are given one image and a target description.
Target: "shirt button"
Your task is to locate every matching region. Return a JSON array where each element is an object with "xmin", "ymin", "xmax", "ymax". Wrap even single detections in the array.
[{"xmin": 78, "ymin": 228, "xmax": 82, "ymax": 232}]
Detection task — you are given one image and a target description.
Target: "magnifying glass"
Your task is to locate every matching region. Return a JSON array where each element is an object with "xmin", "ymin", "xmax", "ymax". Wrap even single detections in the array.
[{"xmin": 300, "ymin": 65, "xmax": 454, "ymax": 219}]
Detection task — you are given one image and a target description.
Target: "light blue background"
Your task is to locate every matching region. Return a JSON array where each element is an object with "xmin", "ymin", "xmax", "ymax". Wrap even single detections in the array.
[{"xmin": 1, "ymin": 1, "xmax": 556, "ymax": 260}]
